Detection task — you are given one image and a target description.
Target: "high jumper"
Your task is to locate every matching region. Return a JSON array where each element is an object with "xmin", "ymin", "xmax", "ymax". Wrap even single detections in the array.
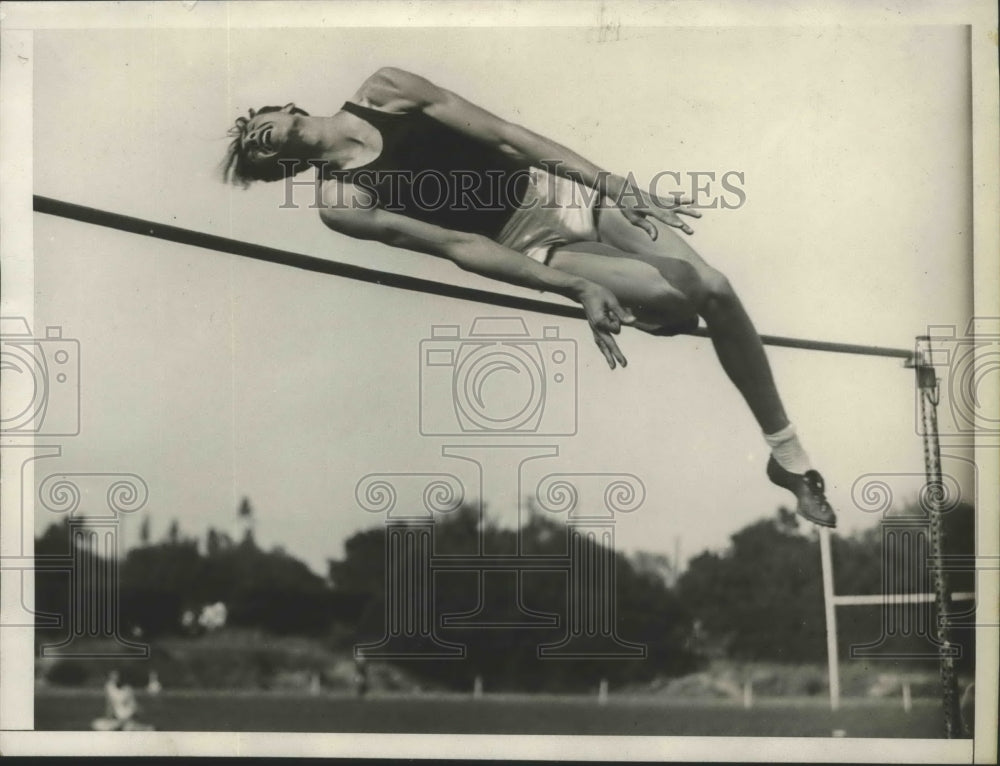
[{"xmin": 222, "ymin": 67, "xmax": 837, "ymax": 528}]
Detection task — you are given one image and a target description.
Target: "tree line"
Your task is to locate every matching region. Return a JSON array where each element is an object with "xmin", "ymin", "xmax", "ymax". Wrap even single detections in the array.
[{"xmin": 35, "ymin": 497, "xmax": 975, "ymax": 691}]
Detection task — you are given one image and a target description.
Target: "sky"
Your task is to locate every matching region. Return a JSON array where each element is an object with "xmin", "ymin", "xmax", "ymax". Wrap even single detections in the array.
[{"xmin": 23, "ymin": 20, "xmax": 976, "ymax": 576}]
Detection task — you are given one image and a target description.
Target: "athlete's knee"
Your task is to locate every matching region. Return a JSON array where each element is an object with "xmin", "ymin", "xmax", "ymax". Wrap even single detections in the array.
[{"xmin": 693, "ymin": 270, "xmax": 738, "ymax": 316}]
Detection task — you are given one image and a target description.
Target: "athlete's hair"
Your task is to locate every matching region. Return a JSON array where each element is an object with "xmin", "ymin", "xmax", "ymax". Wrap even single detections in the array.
[{"xmin": 221, "ymin": 104, "xmax": 310, "ymax": 188}]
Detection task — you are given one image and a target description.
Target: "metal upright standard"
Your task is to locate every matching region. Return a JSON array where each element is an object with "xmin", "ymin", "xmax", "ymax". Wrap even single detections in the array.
[
  {"xmin": 910, "ymin": 337, "xmax": 963, "ymax": 738},
  {"xmin": 820, "ymin": 337, "xmax": 969, "ymax": 738}
]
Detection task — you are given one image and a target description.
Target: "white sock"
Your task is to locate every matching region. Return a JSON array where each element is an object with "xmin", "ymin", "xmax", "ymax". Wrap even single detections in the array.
[{"xmin": 764, "ymin": 423, "xmax": 812, "ymax": 474}]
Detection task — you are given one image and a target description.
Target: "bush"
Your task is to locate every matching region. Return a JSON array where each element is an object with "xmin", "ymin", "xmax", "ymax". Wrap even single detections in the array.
[{"xmin": 45, "ymin": 660, "xmax": 90, "ymax": 687}]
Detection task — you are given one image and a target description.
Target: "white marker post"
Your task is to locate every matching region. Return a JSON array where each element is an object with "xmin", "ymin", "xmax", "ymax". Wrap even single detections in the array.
[{"xmin": 819, "ymin": 527, "xmax": 840, "ymax": 711}]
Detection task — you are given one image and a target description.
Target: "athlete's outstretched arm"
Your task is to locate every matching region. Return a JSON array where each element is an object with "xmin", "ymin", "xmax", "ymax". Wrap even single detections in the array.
[
  {"xmin": 356, "ymin": 67, "xmax": 701, "ymax": 240},
  {"xmin": 320, "ymin": 182, "xmax": 635, "ymax": 369}
]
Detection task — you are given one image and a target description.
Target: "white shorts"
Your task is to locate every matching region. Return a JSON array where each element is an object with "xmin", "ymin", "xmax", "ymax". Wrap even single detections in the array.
[{"xmin": 494, "ymin": 168, "xmax": 600, "ymax": 264}]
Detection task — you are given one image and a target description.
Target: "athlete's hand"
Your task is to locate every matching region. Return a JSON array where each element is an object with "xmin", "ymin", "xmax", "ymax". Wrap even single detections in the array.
[
  {"xmin": 617, "ymin": 184, "xmax": 702, "ymax": 240},
  {"xmin": 577, "ymin": 283, "xmax": 635, "ymax": 370}
]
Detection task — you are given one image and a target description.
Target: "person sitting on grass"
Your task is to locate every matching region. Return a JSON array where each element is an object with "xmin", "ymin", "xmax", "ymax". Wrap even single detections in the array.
[{"xmin": 92, "ymin": 670, "xmax": 155, "ymax": 731}]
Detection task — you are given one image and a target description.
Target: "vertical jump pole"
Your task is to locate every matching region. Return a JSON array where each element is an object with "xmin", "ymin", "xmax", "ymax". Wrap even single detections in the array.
[
  {"xmin": 911, "ymin": 336, "xmax": 962, "ymax": 738},
  {"xmin": 819, "ymin": 526, "xmax": 840, "ymax": 711}
]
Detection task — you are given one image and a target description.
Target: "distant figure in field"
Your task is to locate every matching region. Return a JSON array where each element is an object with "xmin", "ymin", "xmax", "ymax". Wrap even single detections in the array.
[
  {"xmin": 146, "ymin": 670, "xmax": 162, "ymax": 696},
  {"xmin": 223, "ymin": 67, "xmax": 836, "ymax": 528},
  {"xmin": 353, "ymin": 656, "xmax": 370, "ymax": 698},
  {"xmin": 91, "ymin": 670, "xmax": 155, "ymax": 731}
]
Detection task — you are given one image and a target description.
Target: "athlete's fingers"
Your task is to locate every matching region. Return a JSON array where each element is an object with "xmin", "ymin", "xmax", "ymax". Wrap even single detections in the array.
[
  {"xmin": 650, "ymin": 194, "xmax": 701, "ymax": 218},
  {"xmin": 636, "ymin": 217, "xmax": 659, "ymax": 241},
  {"xmin": 593, "ymin": 312, "xmax": 619, "ymax": 335},
  {"xmin": 605, "ymin": 338, "xmax": 628, "ymax": 370},
  {"xmin": 676, "ymin": 207, "xmax": 702, "ymax": 218},
  {"xmin": 622, "ymin": 208, "xmax": 659, "ymax": 241},
  {"xmin": 605, "ymin": 295, "xmax": 636, "ymax": 327},
  {"xmin": 615, "ymin": 306, "xmax": 636, "ymax": 325},
  {"xmin": 595, "ymin": 328, "xmax": 627, "ymax": 369},
  {"xmin": 653, "ymin": 194, "xmax": 694, "ymax": 209},
  {"xmin": 598, "ymin": 335, "xmax": 628, "ymax": 370},
  {"xmin": 593, "ymin": 331, "xmax": 617, "ymax": 370},
  {"xmin": 649, "ymin": 208, "xmax": 695, "ymax": 236}
]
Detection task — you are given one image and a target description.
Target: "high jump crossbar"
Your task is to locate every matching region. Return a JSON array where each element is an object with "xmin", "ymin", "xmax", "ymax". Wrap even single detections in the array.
[{"xmin": 33, "ymin": 195, "xmax": 914, "ymax": 363}]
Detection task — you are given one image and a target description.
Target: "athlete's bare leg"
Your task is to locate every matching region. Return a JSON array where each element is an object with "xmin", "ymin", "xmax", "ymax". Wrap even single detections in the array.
[
  {"xmin": 548, "ymin": 206, "xmax": 789, "ymax": 435},
  {"xmin": 547, "ymin": 204, "xmax": 838, "ymax": 528}
]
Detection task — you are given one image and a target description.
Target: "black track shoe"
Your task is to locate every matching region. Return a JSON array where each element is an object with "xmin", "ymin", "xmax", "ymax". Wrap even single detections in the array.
[{"xmin": 766, "ymin": 456, "xmax": 837, "ymax": 528}]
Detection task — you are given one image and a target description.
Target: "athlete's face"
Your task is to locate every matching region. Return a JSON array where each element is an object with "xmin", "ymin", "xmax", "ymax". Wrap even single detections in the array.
[{"xmin": 241, "ymin": 103, "xmax": 298, "ymax": 160}]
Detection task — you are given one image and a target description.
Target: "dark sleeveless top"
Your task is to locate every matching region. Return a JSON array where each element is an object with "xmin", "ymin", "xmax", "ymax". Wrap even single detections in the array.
[{"xmin": 331, "ymin": 101, "xmax": 532, "ymax": 239}]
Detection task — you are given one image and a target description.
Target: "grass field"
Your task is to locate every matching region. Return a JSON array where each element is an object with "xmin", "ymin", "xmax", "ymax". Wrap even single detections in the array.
[{"xmin": 35, "ymin": 689, "xmax": 956, "ymax": 737}]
